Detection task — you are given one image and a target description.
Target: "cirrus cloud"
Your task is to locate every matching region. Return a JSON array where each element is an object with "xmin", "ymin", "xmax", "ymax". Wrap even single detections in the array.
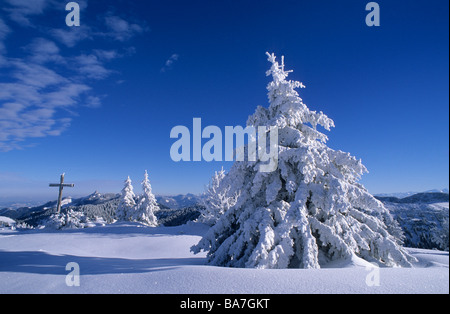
[
  {"xmin": 161, "ymin": 53, "xmax": 180, "ymax": 73},
  {"xmin": 0, "ymin": 1, "xmax": 148, "ymax": 152}
]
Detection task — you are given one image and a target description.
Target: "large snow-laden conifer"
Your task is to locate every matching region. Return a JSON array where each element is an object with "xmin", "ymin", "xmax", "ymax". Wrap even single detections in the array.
[
  {"xmin": 192, "ymin": 53, "xmax": 415, "ymax": 268},
  {"xmin": 134, "ymin": 170, "xmax": 159, "ymax": 227},
  {"xmin": 116, "ymin": 176, "xmax": 136, "ymax": 221}
]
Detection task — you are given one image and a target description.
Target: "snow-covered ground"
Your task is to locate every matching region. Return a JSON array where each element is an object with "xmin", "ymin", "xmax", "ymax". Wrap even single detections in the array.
[{"xmin": 0, "ymin": 222, "xmax": 448, "ymax": 294}]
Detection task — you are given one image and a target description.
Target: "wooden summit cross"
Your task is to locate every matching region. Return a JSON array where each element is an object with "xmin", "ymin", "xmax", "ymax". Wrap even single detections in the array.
[{"xmin": 49, "ymin": 173, "xmax": 75, "ymax": 214}]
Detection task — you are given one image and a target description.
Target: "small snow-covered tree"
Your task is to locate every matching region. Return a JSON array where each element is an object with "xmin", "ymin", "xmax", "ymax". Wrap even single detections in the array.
[
  {"xmin": 45, "ymin": 209, "xmax": 89, "ymax": 230},
  {"xmin": 134, "ymin": 170, "xmax": 159, "ymax": 226},
  {"xmin": 192, "ymin": 53, "xmax": 415, "ymax": 269},
  {"xmin": 199, "ymin": 168, "xmax": 240, "ymax": 226},
  {"xmin": 116, "ymin": 176, "xmax": 137, "ymax": 221}
]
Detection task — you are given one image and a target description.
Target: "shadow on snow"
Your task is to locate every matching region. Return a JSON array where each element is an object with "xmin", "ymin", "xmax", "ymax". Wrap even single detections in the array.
[{"xmin": 0, "ymin": 250, "xmax": 205, "ymax": 275}]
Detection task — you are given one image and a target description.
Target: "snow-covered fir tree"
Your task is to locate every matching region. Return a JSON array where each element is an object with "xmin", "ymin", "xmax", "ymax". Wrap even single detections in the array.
[
  {"xmin": 198, "ymin": 168, "xmax": 240, "ymax": 226},
  {"xmin": 192, "ymin": 53, "xmax": 415, "ymax": 269},
  {"xmin": 45, "ymin": 209, "xmax": 89, "ymax": 230},
  {"xmin": 116, "ymin": 176, "xmax": 136, "ymax": 221},
  {"xmin": 134, "ymin": 170, "xmax": 159, "ymax": 226}
]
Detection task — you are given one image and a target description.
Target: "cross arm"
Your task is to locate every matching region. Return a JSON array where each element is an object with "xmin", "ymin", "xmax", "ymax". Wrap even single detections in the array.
[{"xmin": 49, "ymin": 184, "xmax": 75, "ymax": 187}]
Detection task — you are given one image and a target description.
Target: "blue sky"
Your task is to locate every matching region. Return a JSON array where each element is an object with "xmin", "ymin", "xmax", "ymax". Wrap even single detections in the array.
[{"xmin": 0, "ymin": 0, "xmax": 448, "ymax": 200}]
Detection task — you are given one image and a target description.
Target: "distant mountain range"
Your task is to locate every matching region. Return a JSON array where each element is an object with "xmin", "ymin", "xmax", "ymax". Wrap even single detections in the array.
[
  {"xmin": 375, "ymin": 192, "xmax": 449, "ymax": 204},
  {"xmin": 374, "ymin": 188, "xmax": 449, "ymax": 199},
  {"xmin": 156, "ymin": 194, "xmax": 203, "ymax": 209},
  {"xmin": 0, "ymin": 191, "xmax": 203, "ymax": 211},
  {"xmin": 0, "ymin": 191, "xmax": 120, "ymax": 220}
]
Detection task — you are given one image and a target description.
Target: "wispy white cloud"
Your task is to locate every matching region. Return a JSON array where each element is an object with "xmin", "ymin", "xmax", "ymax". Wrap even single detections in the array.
[
  {"xmin": 161, "ymin": 54, "xmax": 180, "ymax": 73},
  {"xmin": 24, "ymin": 38, "xmax": 64, "ymax": 64},
  {"xmin": 73, "ymin": 54, "xmax": 114, "ymax": 80},
  {"xmin": 84, "ymin": 95, "xmax": 102, "ymax": 109},
  {"xmin": 93, "ymin": 49, "xmax": 120, "ymax": 61},
  {"xmin": 104, "ymin": 14, "xmax": 146, "ymax": 42},
  {"xmin": 2, "ymin": 0, "xmax": 88, "ymax": 27},
  {"xmin": 0, "ymin": 42, "xmax": 94, "ymax": 151},
  {"xmin": 0, "ymin": 82, "xmax": 41, "ymax": 106},
  {"xmin": 0, "ymin": 70, "xmax": 92, "ymax": 151},
  {"xmin": 0, "ymin": 1, "xmax": 148, "ymax": 152},
  {"xmin": 10, "ymin": 60, "xmax": 68, "ymax": 88},
  {"xmin": 0, "ymin": 17, "xmax": 11, "ymax": 41},
  {"xmin": 0, "ymin": 101, "xmax": 71, "ymax": 151},
  {"xmin": 0, "ymin": 17, "xmax": 11, "ymax": 58},
  {"xmin": 49, "ymin": 13, "xmax": 148, "ymax": 48},
  {"xmin": 50, "ymin": 25, "xmax": 93, "ymax": 48},
  {"xmin": 43, "ymin": 83, "xmax": 91, "ymax": 109},
  {"xmin": 3, "ymin": 0, "xmax": 53, "ymax": 27}
]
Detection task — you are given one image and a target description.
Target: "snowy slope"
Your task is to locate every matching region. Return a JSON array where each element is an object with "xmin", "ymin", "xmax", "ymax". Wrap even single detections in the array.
[{"xmin": 0, "ymin": 222, "xmax": 448, "ymax": 294}]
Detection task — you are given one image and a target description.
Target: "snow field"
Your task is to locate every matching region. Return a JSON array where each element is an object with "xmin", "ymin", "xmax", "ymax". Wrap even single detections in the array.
[{"xmin": 0, "ymin": 222, "xmax": 448, "ymax": 294}]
